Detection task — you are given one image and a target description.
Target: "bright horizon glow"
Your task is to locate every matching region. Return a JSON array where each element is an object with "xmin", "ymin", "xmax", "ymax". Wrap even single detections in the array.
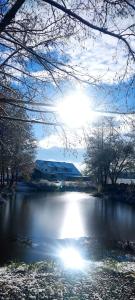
[
  {"xmin": 59, "ymin": 247, "xmax": 84, "ymax": 269},
  {"xmin": 57, "ymin": 90, "xmax": 94, "ymax": 128}
]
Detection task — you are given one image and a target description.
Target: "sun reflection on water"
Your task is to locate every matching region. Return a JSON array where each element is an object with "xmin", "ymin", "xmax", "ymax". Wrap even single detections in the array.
[
  {"xmin": 61, "ymin": 196, "xmax": 84, "ymax": 239},
  {"xmin": 58, "ymin": 194, "xmax": 86, "ymax": 269}
]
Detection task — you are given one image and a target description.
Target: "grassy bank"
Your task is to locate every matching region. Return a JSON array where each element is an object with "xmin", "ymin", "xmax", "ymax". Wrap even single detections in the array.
[
  {"xmin": 0, "ymin": 256, "xmax": 135, "ymax": 299},
  {"xmin": 1, "ymin": 237, "xmax": 135, "ymax": 299}
]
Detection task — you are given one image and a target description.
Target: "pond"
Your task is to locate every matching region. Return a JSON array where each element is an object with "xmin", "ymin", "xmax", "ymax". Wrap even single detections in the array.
[{"xmin": 0, "ymin": 191, "xmax": 135, "ymax": 264}]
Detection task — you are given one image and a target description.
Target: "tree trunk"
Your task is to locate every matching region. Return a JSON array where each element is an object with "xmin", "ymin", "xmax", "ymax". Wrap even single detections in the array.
[
  {"xmin": 15, "ymin": 169, "xmax": 18, "ymax": 182},
  {"xmin": 10, "ymin": 172, "xmax": 14, "ymax": 187},
  {"xmin": 7, "ymin": 168, "xmax": 9, "ymax": 185},
  {"xmin": 1, "ymin": 172, "xmax": 2, "ymax": 186}
]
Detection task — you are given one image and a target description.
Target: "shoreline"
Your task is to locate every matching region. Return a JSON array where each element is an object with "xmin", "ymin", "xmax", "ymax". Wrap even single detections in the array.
[
  {"xmin": 0, "ymin": 239, "xmax": 135, "ymax": 300},
  {"xmin": 1, "ymin": 236, "xmax": 135, "ymax": 266},
  {"xmin": 1, "ymin": 181, "xmax": 135, "ymax": 207}
]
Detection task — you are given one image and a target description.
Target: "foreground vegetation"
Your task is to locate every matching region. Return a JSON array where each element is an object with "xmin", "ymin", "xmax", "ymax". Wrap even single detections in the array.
[
  {"xmin": 0, "ymin": 248, "xmax": 135, "ymax": 299},
  {"xmin": 98, "ymin": 183, "xmax": 135, "ymax": 205}
]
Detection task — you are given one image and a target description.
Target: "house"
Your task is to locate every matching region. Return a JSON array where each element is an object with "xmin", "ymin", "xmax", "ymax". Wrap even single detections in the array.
[{"xmin": 33, "ymin": 160, "xmax": 82, "ymax": 181}]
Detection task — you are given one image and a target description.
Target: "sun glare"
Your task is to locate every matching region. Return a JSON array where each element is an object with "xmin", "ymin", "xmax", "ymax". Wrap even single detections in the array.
[
  {"xmin": 59, "ymin": 247, "xmax": 84, "ymax": 269},
  {"xmin": 61, "ymin": 200, "xmax": 84, "ymax": 239},
  {"xmin": 57, "ymin": 90, "xmax": 94, "ymax": 128}
]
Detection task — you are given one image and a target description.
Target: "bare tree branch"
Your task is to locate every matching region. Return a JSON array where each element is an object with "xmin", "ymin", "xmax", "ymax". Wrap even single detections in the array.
[
  {"xmin": 42, "ymin": 0, "xmax": 135, "ymax": 60},
  {"xmin": 0, "ymin": 48, "xmax": 21, "ymax": 67},
  {"xmin": 0, "ymin": 96, "xmax": 54, "ymax": 107},
  {"xmin": 0, "ymin": 99, "xmax": 56, "ymax": 113},
  {"xmin": 0, "ymin": 114, "xmax": 61, "ymax": 125},
  {"xmin": 0, "ymin": 0, "xmax": 25, "ymax": 33},
  {"xmin": 124, "ymin": 0, "xmax": 135, "ymax": 10}
]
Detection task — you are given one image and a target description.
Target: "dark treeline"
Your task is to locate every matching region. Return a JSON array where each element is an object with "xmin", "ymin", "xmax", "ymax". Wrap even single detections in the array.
[{"xmin": 0, "ymin": 92, "xmax": 36, "ymax": 187}]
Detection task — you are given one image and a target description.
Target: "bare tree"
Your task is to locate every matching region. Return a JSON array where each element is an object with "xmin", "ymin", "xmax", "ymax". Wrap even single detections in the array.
[
  {"xmin": 84, "ymin": 117, "xmax": 135, "ymax": 186},
  {"xmin": 0, "ymin": 95, "xmax": 36, "ymax": 186},
  {"xmin": 0, "ymin": 0, "xmax": 134, "ymax": 125}
]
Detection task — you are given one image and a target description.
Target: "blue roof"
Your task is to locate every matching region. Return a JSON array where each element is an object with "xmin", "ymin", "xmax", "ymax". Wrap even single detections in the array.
[{"xmin": 36, "ymin": 160, "xmax": 82, "ymax": 176}]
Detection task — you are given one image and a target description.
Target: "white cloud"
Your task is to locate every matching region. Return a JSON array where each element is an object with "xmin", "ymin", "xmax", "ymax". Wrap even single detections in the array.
[
  {"xmin": 30, "ymin": 29, "xmax": 134, "ymax": 85},
  {"xmin": 38, "ymin": 134, "xmax": 65, "ymax": 149},
  {"xmin": 1, "ymin": 0, "xmax": 134, "ymax": 90},
  {"xmin": 66, "ymin": 33, "xmax": 134, "ymax": 83},
  {"xmin": 38, "ymin": 130, "xmax": 86, "ymax": 150},
  {"xmin": 74, "ymin": 162, "xmax": 86, "ymax": 172},
  {"xmin": 0, "ymin": 50, "xmax": 11, "ymax": 62}
]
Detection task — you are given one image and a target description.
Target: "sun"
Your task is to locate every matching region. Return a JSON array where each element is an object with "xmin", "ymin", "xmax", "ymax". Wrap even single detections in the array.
[{"xmin": 57, "ymin": 90, "xmax": 94, "ymax": 128}]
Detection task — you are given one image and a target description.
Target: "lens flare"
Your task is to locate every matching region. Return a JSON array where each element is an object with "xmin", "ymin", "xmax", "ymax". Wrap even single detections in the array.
[{"xmin": 59, "ymin": 247, "xmax": 84, "ymax": 269}]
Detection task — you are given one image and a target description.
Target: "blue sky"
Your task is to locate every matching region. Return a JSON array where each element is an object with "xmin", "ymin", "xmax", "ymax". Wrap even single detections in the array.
[
  {"xmin": 35, "ymin": 78, "xmax": 135, "ymax": 171},
  {"xmin": 1, "ymin": 1, "xmax": 134, "ymax": 171},
  {"xmin": 1, "ymin": 42, "xmax": 134, "ymax": 171}
]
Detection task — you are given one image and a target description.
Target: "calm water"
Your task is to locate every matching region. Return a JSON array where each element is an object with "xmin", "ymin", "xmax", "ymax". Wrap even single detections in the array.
[{"xmin": 0, "ymin": 191, "xmax": 135, "ymax": 264}]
